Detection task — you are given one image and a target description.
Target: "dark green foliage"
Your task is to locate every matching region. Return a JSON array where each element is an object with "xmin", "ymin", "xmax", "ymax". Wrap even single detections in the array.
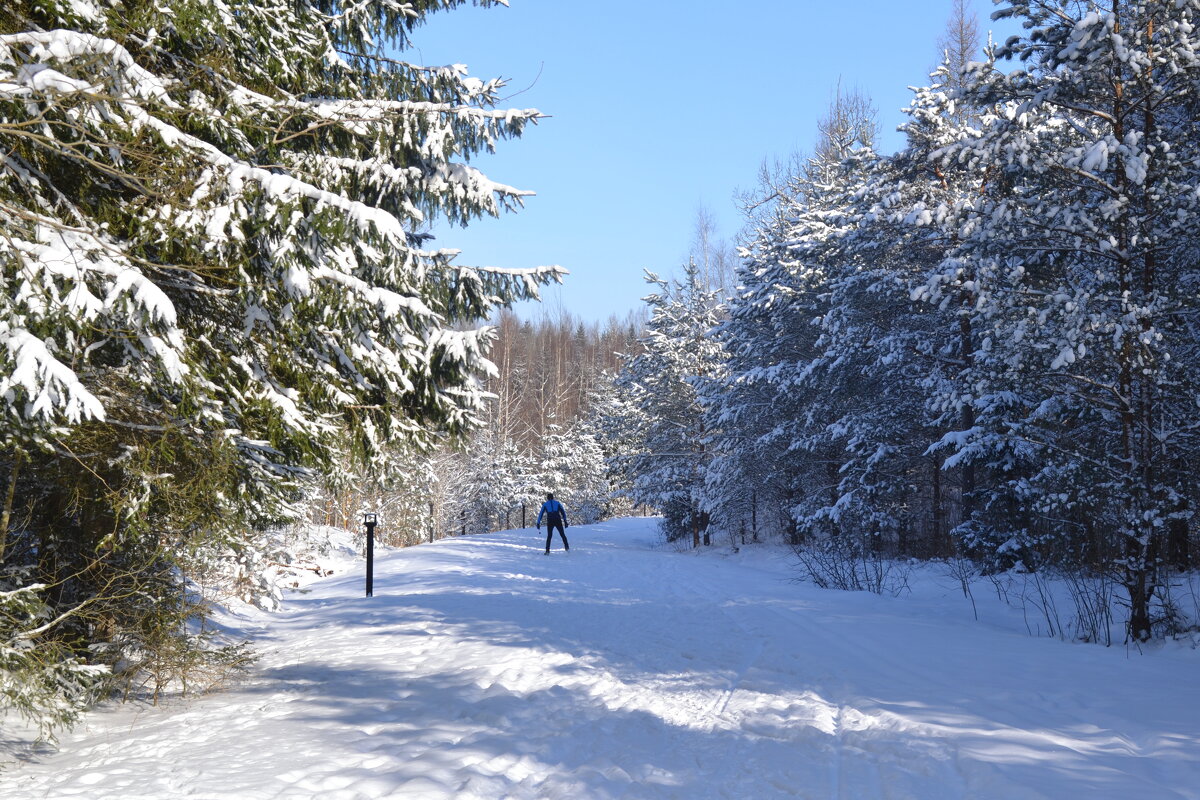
[{"xmin": 1, "ymin": 0, "xmax": 557, "ymax": 728}]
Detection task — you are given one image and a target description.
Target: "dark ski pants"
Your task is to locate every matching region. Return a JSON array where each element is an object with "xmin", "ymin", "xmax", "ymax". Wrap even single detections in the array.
[{"xmin": 545, "ymin": 521, "xmax": 569, "ymax": 552}]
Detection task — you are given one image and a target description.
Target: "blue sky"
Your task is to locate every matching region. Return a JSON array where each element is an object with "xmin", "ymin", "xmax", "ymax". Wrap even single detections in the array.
[{"xmin": 411, "ymin": 1, "xmax": 1019, "ymax": 323}]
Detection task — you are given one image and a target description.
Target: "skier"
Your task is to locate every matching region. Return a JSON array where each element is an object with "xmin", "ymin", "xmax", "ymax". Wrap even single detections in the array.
[{"xmin": 536, "ymin": 492, "xmax": 570, "ymax": 555}]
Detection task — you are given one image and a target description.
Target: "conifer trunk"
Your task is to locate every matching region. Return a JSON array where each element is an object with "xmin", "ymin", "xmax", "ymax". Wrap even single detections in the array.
[{"xmin": 0, "ymin": 453, "xmax": 20, "ymax": 564}]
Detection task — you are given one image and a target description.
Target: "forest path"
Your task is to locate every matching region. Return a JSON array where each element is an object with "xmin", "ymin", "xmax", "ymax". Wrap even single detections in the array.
[{"xmin": 3, "ymin": 518, "xmax": 1198, "ymax": 799}]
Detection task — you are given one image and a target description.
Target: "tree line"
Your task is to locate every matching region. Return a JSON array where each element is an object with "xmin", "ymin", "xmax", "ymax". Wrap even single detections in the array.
[
  {"xmin": 310, "ymin": 307, "xmax": 644, "ymax": 545},
  {"xmin": 601, "ymin": 0, "xmax": 1200, "ymax": 644}
]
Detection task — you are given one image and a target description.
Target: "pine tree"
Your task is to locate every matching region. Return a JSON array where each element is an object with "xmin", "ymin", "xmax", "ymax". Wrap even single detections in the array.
[
  {"xmin": 923, "ymin": 0, "xmax": 1200, "ymax": 640},
  {"xmin": 613, "ymin": 263, "xmax": 725, "ymax": 545},
  {"xmin": 935, "ymin": 0, "xmax": 982, "ymax": 125}
]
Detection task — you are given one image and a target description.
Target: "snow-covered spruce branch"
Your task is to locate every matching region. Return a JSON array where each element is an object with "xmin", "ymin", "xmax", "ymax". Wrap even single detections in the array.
[
  {"xmin": 290, "ymin": 154, "xmax": 536, "ymax": 222},
  {"xmin": 0, "ymin": 30, "xmax": 176, "ymax": 105},
  {"xmin": 1, "ymin": 31, "xmax": 543, "ymax": 238}
]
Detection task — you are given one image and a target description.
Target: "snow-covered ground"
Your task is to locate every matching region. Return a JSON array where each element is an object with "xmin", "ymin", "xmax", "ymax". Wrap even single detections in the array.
[{"xmin": 2, "ymin": 517, "xmax": 1198, "ymax": 799}]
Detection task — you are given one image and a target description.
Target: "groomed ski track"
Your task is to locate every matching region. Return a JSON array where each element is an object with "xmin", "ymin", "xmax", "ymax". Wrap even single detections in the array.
[{"xmin": 3, "ymin": 517, "xmax": 1197, "ymax": 799}]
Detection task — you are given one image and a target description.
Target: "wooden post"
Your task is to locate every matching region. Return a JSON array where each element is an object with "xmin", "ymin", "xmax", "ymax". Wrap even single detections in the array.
[{"xmin": 363, "ymin": 513, "xmax": 377, "ymax": 598}]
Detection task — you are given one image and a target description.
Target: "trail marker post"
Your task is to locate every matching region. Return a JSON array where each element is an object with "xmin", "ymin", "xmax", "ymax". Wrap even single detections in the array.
[{"xmin": 363, "ymin": 512, "xmax": 377, "ymax": 597}]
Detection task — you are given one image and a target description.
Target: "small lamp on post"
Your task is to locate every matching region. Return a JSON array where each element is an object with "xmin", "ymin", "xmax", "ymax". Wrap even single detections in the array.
[{"xmin": 363, "ymin": 512, "xmax": 378, "ymax": 598}]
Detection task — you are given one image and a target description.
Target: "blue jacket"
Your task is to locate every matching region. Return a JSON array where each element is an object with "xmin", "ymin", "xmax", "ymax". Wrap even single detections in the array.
[{"xmin": 536, "ymin": 499, "xmax": 568, "ymax": 527}]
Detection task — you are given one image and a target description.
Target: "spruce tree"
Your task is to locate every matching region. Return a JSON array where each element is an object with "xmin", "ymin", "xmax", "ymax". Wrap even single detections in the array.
[
  {"xmin": 539, "ymin": 420, "xmax": 610, "ymax": 524},
  {"xmin": 705, "ymin": 86, "xmax": 885, "ymax": 547},
  {"xmin": 0, "ymin": 0, "xmax": 560, "ymax": 728}
]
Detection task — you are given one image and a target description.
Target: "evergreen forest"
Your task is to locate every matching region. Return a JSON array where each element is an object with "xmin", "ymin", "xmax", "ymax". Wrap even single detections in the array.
[{"xmin": 3, "ymin": 0, "xmax": 1200, "ymax": 738}]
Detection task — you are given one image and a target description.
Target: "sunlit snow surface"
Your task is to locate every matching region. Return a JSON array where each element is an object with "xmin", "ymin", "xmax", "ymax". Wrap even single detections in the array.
[{"xmin": 3, "ymin": 518, "xmax": 1198, "ymax": 799}]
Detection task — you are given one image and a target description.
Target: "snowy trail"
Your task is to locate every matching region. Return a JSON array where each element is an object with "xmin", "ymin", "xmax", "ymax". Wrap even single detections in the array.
[{"xmin": 3, "ymin": 517, "xmax": 1198, "ymax": 799}]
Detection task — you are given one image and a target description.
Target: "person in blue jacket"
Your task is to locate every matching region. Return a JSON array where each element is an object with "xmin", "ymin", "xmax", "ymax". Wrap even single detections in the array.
[{"xmin": 536, "ymin": 492, "xmax": 569, "ymax": 555}]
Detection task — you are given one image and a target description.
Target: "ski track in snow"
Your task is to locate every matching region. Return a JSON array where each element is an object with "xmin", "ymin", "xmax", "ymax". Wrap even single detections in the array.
[{"xmin": 2, "ymin": 517, "xmax": 1199, "ymax": 799}]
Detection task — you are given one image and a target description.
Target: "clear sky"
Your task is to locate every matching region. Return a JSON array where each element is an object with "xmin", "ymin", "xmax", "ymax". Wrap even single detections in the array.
[{"xmin": 410, "ymin": 1, "xmax": 1019, "ymax": 323}]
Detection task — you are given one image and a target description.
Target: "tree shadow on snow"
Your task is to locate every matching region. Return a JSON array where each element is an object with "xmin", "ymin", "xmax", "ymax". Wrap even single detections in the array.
[
  {"xmin": 231, "ymin": 530, "xmax": 1200, "ymax": 800},
  {"xmin": 242, "ymin": 660, "xmax": 837, "ymax": 799}
]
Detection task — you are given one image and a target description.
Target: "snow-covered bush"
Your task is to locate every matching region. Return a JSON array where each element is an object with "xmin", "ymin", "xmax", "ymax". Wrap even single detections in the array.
[{"xmin": 791, "ymin": 533, "xmax": 911, "ymax": 597}]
